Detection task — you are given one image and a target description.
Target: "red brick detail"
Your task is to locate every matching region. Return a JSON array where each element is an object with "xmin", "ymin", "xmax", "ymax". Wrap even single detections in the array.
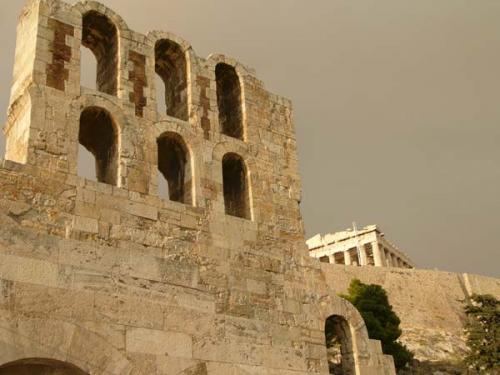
[
  {"xmin": 46, "ymin": 18, "xmax": 74, "ymax": 91},
  {"xmin": 197, "ymin": 75, "xmax": 211, "ymax": 140},
  {"xmin": 128, "ymin": 51, "xmax": 148, "ymax": 117}
]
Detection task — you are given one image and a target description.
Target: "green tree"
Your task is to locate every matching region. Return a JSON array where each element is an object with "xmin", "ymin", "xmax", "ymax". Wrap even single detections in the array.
[
  {"xmin": 464, "ymin": 294, "xmax": 500, "ymax": 374},
  {"xmin": 341, "ymin": 279, "xmax": 413, "ymax": 369}
]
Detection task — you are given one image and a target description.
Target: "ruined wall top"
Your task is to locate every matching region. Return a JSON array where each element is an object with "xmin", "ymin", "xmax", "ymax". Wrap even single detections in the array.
[{"xmin": 2, "ymin": 0, "xmax": 306, "ymax": 258}]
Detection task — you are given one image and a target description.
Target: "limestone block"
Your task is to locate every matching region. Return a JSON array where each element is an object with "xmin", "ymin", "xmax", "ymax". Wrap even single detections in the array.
[
  {"xmin": 126, "ymin": 327, "xmax": 192, "ymax": 359},
  {"xmin": 72, "ymin": 215, "xmax": 98, "ymax": 234},
  {"xmin": 126, "ymin": 201, "xmax": 158, "ymax": 221},
  {"xmin": 94, "ymin": 292, "xmax": 164, "ymax": 330},
  {"xmin": 0, "ymin": 254, "xmax": 58, "ymax": 287}
]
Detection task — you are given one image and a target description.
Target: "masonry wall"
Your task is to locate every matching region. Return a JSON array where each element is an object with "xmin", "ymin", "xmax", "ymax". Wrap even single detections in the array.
[
  {"xmin": 321, "ymin": 264, "xmax": 500, "ymax": 363},
  {"xmin": 0, "ymin": 1, "xmax": 395, "ymax": 374}
]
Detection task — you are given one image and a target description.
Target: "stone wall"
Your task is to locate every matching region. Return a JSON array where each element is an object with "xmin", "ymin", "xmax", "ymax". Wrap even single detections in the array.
[
  {"xmin": 0, "ymin": 1, "xmax": 395, "ymax": 374},
  {"xmin": 321, "ymin": 264, "xmax": 500, "ymax": 364}
]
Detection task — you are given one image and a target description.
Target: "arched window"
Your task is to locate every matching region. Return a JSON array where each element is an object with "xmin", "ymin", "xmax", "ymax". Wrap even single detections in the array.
[
  {"xmin": 82, "ymin": 11, "xmax": 118, "ymax": 95},
  {"xmin": 155, "ymin": 40, "xmax": 188, "ymax": 120},
  {"xmin": 0, "ymin": 358, "xmax": 88, "ymax": 375},
  {"xmin": 79, "ymin": 107, "xmax": 118, "ymax": 185},
  {"xmin": 157, "ymin": 132, "xmax": 191, "ymax": 204},
  {"xmin": 222, "ymin": 153, "xmax": 250, "ymax": 219},
  {"xmin": 216, "ymin": 63, "xmax": 243, "ymax": 139},
  {"xmin": 324, "ymin": 315, "xmax": 356, "ymax": 375}
]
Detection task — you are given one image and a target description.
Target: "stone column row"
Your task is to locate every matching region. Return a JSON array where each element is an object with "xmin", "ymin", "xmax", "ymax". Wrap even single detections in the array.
[
  {"xmin": 322, "ymin": 243, "xmax": 411, "ymax": 269},
  {"xmin": 370, "ymin": 241, "xmax": 411, "ymax": 268}
]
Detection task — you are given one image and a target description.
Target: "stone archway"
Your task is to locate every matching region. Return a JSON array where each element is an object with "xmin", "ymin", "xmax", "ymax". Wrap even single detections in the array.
[
  {"xmin": 325, "ymin": 315, "xmax": 356, "ymax": 375},
  {"xmin": 0, "ymin": 358, "xmax": 88, "ymax": 375},
  {"xmin": 0, "ymin": 317, "xmax": 132, "ymax": 375},
  {"xmin": 314, "ymin": 292, "xmax": 396, "ymax": 375}
]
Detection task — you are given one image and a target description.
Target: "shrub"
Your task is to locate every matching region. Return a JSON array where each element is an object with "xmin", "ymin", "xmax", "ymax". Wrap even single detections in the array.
[{"xmin": 341, "ymin": 279, "xmax": 413, "ymax": 369}]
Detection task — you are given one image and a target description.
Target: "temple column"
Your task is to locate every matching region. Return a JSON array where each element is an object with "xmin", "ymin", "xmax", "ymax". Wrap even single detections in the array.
[
  {"xmin": 385, "ymin": 250, "xmax": 392, "ymax": 266},
  {"xmin": 358, "ymin": 245, "xmax": 367, "ymax": 266},
  {"xmin": 372, "ymin": 241, "xmax": 384, "ymax": 267},
  {"xmin": 328, "ymin": 254, "xmax": 336, "ymax": 264},
  {"xmin": 391, "ymin": 254, "xmax": 398, "ymax": 267},
  {"xmin": 344, "ymin": 250, "xmax": 352, "ymax": 266}
]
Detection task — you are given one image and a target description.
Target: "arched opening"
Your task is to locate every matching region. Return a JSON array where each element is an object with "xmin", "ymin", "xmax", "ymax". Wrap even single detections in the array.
[
  {"xmin": 0, "ymin": 358, "xmax": 88, "ymax": 375},
  {"xmin": 157, "ymin": 132, "xmax": 191, "ymax": 204},
  {"xmin": 222, "ymin": 153, "xmax": 250, "ymax": 219},
  {"xmin": 216, "ymin": 63, "xmax": 243, "ymax": 139},
  {"xmin": 82, "ymin": 11, "xmax": 118, "ymax": 95},
  {"xmin": 325, "ymin": 315, "xmax": 356, "ymax": 375},
  {"xmin": 155, "ymin": 39, "xmax": 188, "ymax": 120},
  {"xmin": 79, "ymin": 107, "xmax": 119, "ymax": 185}
]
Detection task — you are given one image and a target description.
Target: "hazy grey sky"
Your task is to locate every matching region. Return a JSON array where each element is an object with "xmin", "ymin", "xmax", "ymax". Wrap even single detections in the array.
[{"xmin": 1, "ymin": 0, "xmax": 499, "ymax": 277}]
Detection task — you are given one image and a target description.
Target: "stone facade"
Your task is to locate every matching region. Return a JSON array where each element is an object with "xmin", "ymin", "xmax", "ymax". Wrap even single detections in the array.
[
  {"xmin": 0, "ymin": 1, "xmax": 395, "ymax": 374},
  {"xmin": 322, "ymin": 265, "xmax": 500, "ymax": 369},
  {"xmin": 307, "ymin": 225, "xmax": 414, "ymax": 269}
]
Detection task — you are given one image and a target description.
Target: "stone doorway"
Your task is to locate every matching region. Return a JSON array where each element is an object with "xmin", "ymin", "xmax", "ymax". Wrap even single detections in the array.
[{"xmin": 325, "ymin": 315, "xmax": 356, "ymax": 375}]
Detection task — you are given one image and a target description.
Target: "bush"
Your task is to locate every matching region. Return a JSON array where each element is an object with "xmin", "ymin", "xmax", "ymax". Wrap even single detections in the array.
[
  {"xmin": 464, "ymin": 294, "xmax": 500, "ymax": 373},
  {"xmin": 341, "ymin": 279, "xmax": 413, "ymax": 369}
]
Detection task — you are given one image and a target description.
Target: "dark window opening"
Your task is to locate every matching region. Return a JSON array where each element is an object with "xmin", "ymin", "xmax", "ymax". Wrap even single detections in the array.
[
  {"xmin": 82, "ymin": 11, "xmax": 118, "ymax": 95},
  {"xmin": 334, "ymin": 252, "xmax": 345, "ymax": 265},
  {"xmin": 222, "ymin": 153, "xmax": 250, "ymax": 219},
  {"xmin": 216, "ymin": 63, "xmax": 243, "ymax": 139},
  {"xmin": 79, "ymin": 107, "xmax": 118, "ymax": 185},
  {"xmin": 157, "ymin": 132, "xmax": 191, "ymax": 204},
  {"xmin": 155, "ymin": 39, "xmax": 188, "ymax": 120},
  {"xmin": 348, "ymin": 248, "xmax": 360, "ymax": 266},
  {"xmin": 0, "ymin": 358, "xmax": 88, "ymax": 375},
  {"xmin": 325, "ymin": 315, "xmax": 356, "ymax": 375},
  {"xmin": 365, "ymin": 244, "xmax": 375, "ymax": 266},
  {"xmin": 320, "ymin": 256, "xmax": 330, "ymax": 263}
]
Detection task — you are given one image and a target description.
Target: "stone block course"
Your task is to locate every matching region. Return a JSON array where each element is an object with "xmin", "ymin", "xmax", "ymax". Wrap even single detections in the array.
[{"xmin": 0, "ymin": 1, "xmax": 397, "ymax": 374}]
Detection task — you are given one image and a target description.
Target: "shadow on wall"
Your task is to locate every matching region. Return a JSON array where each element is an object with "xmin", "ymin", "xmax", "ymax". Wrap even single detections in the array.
[{"xmin": 0, "ymin": 358, "xmax": 88, "ymax": 375}]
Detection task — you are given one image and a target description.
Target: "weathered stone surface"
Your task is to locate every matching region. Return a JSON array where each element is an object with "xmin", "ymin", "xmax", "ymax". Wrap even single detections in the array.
[
  {"xmin": 0, "ymin": 1, "xmax": 398, "ymax": 374},
  {"xmin": 322, "ymin": 264, "xmax": 500, "ymax": 365}
]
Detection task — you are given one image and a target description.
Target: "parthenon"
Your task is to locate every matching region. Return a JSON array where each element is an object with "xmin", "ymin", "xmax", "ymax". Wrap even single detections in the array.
[{"xmin": 307, "ymin": 225, "xmax": 414, "ymax": 268}]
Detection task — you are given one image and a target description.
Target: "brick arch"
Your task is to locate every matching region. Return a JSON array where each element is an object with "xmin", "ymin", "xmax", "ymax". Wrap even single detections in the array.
[
  {"xmin": 72, "ymin": 1, "xmax": 131, "ymax": 100},
  {"xmin": 0, "ymin": 318, "xmax": 131, "ymax": 375},
  {"xmin": 147, "ymin": 31, "xmax": 195, "ymax": 123},
  {"xmin": 212, "ymin": 142, "xmax": 255, "ymax": 221},
  {"xmin": 153, "ymin": 120, "xmax": 200, "ymax": 206},
  {"xmin": 314, "ymin": 293, "xmax": 372, "ymax": 374},
  {"xmin": 147, "ymin": 31, "xmax": 193, "ymax": 54},
  {"xmin": 206, "ymin": 54, "xmax": 255, "ymax": 78},
  {"xmin": 68, "ymin": 93, "xmax": 131, "ymax": 186},
  {"xmin": 206, "ymin": 55, "xmax": 250, "ymax": 142},
  {"xmin": 72, "ymin": 1, "xmax": 130, "ymax": 36},
  {"xmin": 0, "ymin": 358, "xmax": 88, "ymax": 375}
]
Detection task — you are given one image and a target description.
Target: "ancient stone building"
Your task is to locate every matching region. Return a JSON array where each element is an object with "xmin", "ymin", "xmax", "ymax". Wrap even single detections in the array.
[
  {"xmin": 0, "ymin": 1, "xmax": 395, "ymax": 374},
  {"xmin": 307, "ymin": 225, "xmax": 414, "ymax": 269}
]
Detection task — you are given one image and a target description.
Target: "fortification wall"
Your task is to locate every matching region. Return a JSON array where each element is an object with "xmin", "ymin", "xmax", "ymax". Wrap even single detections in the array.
[{"xmin": 321, "ymin": 264, "xmax": 500, "ymax": 363}]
